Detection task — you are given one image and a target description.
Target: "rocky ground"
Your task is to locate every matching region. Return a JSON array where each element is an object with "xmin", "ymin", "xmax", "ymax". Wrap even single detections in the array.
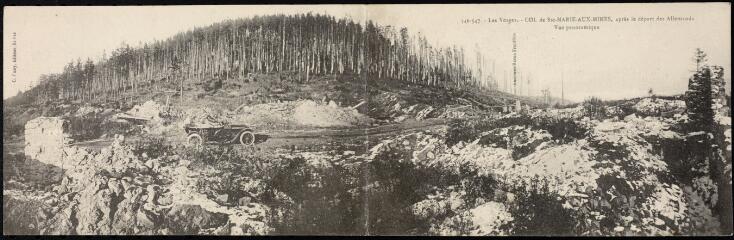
[{"xmin": 3, "ymin": 74, "xmax": 731, "ymax": 236}]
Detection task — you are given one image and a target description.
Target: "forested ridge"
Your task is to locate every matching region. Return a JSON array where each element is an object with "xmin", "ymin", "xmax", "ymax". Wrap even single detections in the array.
[{"xmin": 9, "ymin": 13, "xmax": 498, "ymax": 105}]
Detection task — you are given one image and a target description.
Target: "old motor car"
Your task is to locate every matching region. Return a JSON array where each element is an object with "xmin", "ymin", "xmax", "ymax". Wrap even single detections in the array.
[{"xmin": 184, "ymin": 123, "xmax": 255, "ymax": 146}]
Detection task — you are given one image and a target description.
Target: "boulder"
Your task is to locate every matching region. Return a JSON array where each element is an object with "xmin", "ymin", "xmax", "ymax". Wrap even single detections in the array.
[
  {"xmin": 164, "ymin": 204, "xmax": 229, "ymax": 234},
  {"xmin": 238, "ymin": 196, "xmax": 252, "ymax": 206}
]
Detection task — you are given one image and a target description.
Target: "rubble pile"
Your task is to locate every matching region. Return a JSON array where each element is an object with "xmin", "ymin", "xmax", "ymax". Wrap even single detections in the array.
[
  {"xmin": 293, "ymin": 100, "xmax": 373, "ymax": 127},
  {"xmin": 102, "ymin": 100, "xmax": 169, "ymax": 137},
  {"xmin": 10, "ymin": 134, "xmax": 275, "ymax": 235},
  {"xmin": 48, "ymin": 136, "xmax": 180, "ymax": 234},
  {"xmin": 390, "ymin": 104, "xmax": 434, "ymax": 122},
  {"xmin": 370, "ymin": 92, "xmax": 443, "ymax": 122},
  {"xmin": 371, "ymin": 92, "xmax": 490, "ymax": 122},
  {"xmin": 463, "ymin": 201, "xmax": 513, "ymax": 235},
  {"xmin": 364, "ymin": 112, "xmax": 720, "ymax": 235},
  {"xmin": 127, "ymin": 100, "xmax": 165, "ymax": 121},
  {"xmin": 235, "ymin": 102, "xmax": 296, "ymax": 128},
  {"xmin": 529, "ymin": 106, "xmax": 584, "ymax": 120},
  {"xmin": 166, "ymin": 159, "xmax": 275, "ymax": 235},
  {"xmin": 74, "ymin": 106, "xmax": 103, "ymax": 117},
  {"xmin": 436, "ymin": 105, "xmax": 474, "ymax": 119},
  {"xmin": 478, "ymin": 125, "xmax": 554, "ymax": 159},
  {"xmin": 2, "ymin": 189, "xmax": 76, "ymax": 234},
  {"xmin": 633, "ymin": 98, "xmax": 685, "ymax": 116}
]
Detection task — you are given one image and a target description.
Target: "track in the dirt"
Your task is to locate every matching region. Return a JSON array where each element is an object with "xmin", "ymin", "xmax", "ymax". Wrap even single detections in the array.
[
  {"xmin": 3, "ymin": 118, "xmax": 456, "ymax": 153},
  {"xmin": 262, "ymin": 118, "xmax": 453, "ymax": 139}
]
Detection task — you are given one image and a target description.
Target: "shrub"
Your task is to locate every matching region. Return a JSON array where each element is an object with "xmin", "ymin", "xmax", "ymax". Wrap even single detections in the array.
[
  {"xmin": 571, "ymin": 174, "xmax": 653, "ymax": 236},
  {"xmin": 268, "ymin": 156, "xmax": 364, "ymax": 235},
  {"xmin": 130, "ymin": 137, "xmax": 175, "ymax": 160},
  {"xmin": 582, "ymin": 97, "xmax": 607, "ymax": 119},
  {"xmin": 181, "ymin": 145, "xmax": 245, "ymax": 165},
  {"xmin": 658, "ymin": 137, "xmax": 708, "ymax": 184},
  {"xmin": 268, "ymin": 144, "xmax": 501, "ymax": 235},
  {"xmin": 615, "ymin": 101, "xmax": 637, "ymax": 118},
  {"xmin": 531, "ymin": 117, "xmax": 589, "ymax": 143},
  {"xmin": 458, "ymin": 165, "xmax": 498, "ymax": 202},
  {"xmin": 447, "ymin": 115, "xmax": 532, "ymax": 146},
  {"xmin": 2, "ymin": 197, "xmax": 45, "ymax": 235},
  {"xmin": 501, "ymin": 177, "xmax": 576, "ymax": 235}
]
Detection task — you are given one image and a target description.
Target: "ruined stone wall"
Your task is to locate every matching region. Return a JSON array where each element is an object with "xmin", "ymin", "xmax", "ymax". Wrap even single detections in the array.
[
  {"xmin": 24, "ymin": 117, "xmax": 71, "ymax": 166},
  {"xmin": 710, "ymin": 66, "xmax": 729, "ymax": 117}
]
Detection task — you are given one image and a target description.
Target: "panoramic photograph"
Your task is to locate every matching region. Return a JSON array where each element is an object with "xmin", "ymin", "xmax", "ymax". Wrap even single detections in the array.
[{"xmin": 2, "ymin": 3, "xmax": 731, "ymax": 236}]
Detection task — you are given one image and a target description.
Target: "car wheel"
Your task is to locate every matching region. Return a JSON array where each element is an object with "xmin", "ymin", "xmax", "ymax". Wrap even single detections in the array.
[
  {"xmin": 239, "ymin": 131, "xmax": 255, "ymax": 146},
  {"xmin": 187, "ymin": 133, "xmax": 203, "ymax": 147}
]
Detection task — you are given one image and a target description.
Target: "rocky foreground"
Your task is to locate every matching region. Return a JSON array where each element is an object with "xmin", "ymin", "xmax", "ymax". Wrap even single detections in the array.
[{"xmin": 3, "ymin": 96, "xmax": 732, "ymax": 235}]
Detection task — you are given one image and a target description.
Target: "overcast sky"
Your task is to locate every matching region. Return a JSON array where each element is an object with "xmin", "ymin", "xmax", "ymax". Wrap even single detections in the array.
[{"xmin": 3, "ymin": 3, "xmax": 731, "ymax": 101}]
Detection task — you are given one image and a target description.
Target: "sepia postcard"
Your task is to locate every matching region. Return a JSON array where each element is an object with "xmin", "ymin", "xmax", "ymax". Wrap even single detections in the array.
[{"xmin": 2, "ymin": 3, "xmax": 731, "ymax": 236}]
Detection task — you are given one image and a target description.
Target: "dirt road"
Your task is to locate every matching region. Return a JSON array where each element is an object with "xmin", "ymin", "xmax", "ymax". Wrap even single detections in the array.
[
  {"xmin": 4, "ymin": 118, "xmax": 455, "ymax": 154},
  {"xmin": 262, "ymin": 118, "xmax": 452, "ymax": 138},
  {"xmin": 255, "ymin": 118, "xmax": 452, "ymax": 152}
]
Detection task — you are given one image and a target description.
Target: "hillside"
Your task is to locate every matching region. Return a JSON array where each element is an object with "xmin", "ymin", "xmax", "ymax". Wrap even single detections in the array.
[
  {"xmin": 6, "ymin": 13, "xmax": 513, "ymax": 108},
  {"xmin": 3, "ymin": 71, "xmax": 533, "ymax": 142},
  {"xmin": 3, "ymin": 12, "xmax": 544, "ymax": 141}
]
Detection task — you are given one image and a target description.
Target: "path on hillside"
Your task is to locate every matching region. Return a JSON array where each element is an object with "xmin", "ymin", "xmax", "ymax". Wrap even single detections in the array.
[
  {"xmin": 3, "ymin": 118, "xmax": 457, "ymax": 154},
  {"xmin": 261, "ymin": 118, "xmax": 453, "ymax": 139}
]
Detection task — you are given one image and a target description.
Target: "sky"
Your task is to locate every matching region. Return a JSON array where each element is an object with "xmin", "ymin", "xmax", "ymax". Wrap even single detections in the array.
[{"xmin": 3, "ymin": 3, "xmax": 731, "ymax": 102}]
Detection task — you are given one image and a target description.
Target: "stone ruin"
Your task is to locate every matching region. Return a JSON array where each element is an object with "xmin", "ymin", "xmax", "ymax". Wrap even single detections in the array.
[
  {"xmin": 24, "ymin": 117, "xmax": 71, "ymax": 166},
  {"xmin": 710, "ymin": 66, "xmax": 730, "ymax": 117}
]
